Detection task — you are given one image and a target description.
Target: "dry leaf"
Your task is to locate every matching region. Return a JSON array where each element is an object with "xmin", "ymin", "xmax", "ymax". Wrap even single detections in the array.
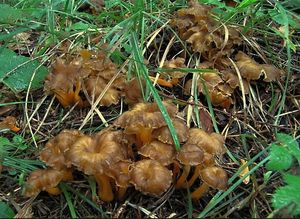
[{"xmin": 239, "ymin": 159, "xmax": 250, "ymax": 184}]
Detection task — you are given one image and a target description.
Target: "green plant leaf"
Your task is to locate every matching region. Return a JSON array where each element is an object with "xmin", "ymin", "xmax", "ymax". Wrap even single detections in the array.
[
  {"xmin": 272, "ymin": 174, "xmax": 300, "ymax": 216},
  {"xmin": 0, "ymin": 202, "xmax": 15, "ymax": 218},
  {"xmin": 276, "ymin": 133, "xmax": 300, "ymax": 163},
  {"xmin": 266, "ymin": 143, "xmax": 292, "ymax": 171},
  {"xmin": 0, "ymin": 4, "xmax": 23, "ymax": 23},
  {"xmin": 0, "ymin": 47, "xmax": 48, "ymax": 92}
]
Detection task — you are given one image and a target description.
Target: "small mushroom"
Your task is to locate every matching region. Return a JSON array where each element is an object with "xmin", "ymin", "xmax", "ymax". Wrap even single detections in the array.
[
  {"xmin": 187, "ymin": 128, "xmax": 225, "ymax": 155},
  {"xmin": 130, "ymin": 159, "xmax": 173, "ymax": 196},
  {"xmin": 24, "ymin": 168, "xmax": 73, "ymax": 197},
  {"xmin": 139, "ymin": 141, "xmax": 175, "ymax": 166},
  {"xmin": 161, "ymin": 57, "xmax": 187, "ymax": 86},
  {"xmin": 191, "ymin": 166, "xmax": 228, "ymax": 199},
  {"xmin": 40, "ymin": 129, "xmax": 84, "ymax": 170},
  {"xmin": 66, "ymin": 130, "xmax": 127, "ymax": 202},
  {"xmin": 114, "ymin": 101, "xmax": 178, "ymax": 147},
  {"xmin": 152, "ymin": 118, "xmax": 189, "ymax": 145},
  {"xmin": 107, "ymin": 160, "xmax": 132, "ymax": 200},
  {"xmin": 175, "ymin": 143, "xmax": 204, "ymax": 188}
]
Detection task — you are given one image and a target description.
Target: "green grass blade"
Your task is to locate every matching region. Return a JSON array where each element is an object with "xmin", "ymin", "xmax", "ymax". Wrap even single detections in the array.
[
  {"xmin": 60, "ymin": 183, "xmax": 77, "ymax": 218},
  {"xmin": 130, "ymin": 30, "xmax": 181, "ymax": 151}
]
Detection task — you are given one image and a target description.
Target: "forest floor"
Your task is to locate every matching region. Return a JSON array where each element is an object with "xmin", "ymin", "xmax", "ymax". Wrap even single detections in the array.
[{"xmin": 0, "ymin": 0, "xmax": 299, "ymax": 218}]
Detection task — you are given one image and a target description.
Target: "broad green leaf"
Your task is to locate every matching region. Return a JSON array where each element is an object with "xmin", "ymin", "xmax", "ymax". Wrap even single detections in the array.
[
  {"xmin": 0, "ymin": 4, "xmax": 23, "ymax": 23},
  {"xmin": 277, "ymin": 133, "xmax": 300, "ymax": 163},
  {"xmin": 0, "ymin": 47, "xmax": 48, "ymax": 92},
  {"xmin": 272, "ymin": 174, "xmax": 300, "ymax": 216},
  {"xmin": 266, "ymin": 143, "xmax": 292, "ymax": 171},
  {"xmin": 0, "ymin": 202, "xmax": 15, "ymax": 218}
]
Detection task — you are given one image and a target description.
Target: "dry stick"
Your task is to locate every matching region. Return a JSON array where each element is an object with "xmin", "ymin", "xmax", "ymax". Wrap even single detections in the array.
[
  {"xmin": 25, "ymin": 60, "xmax": 51, "ymax": 148},
  {"xmin": 23, "ymin": 95, "xmax": 47, "ymax": 129},
  {"xmin": 153, "ymin": 35, "xmax": 176, "ymax": 86},
  {"xmin": 33, "ymin": 95, "xmax": 55, "ymax": 136}
]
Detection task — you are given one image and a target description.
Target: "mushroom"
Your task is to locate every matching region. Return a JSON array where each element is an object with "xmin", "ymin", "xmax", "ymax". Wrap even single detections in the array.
[
  {"xmin": 66, "ymin": 130, "xmax": 127, "ymax": 202},
  {"xmin": 114, "ymin": 101, "xmax": 178, "ymax": 147},
  {"xmin": 129, "ymin": 159, "xmax": 173, "ymax": 196},
  {"xmin": 123, "ymin": 77, "xmax": 145, "ymax": 106},
  {"xmin": 106, "ymin": 160, "xmax": 132, "ymax": 200},
  {"xmin": 44, "ymin": 59, "xmax": 85, "ymax": 108},
  {"xmin": 160, "ymin": 57, "xmax": 187, "ymax": 86},
  {"xmin": 187, "ymin": 128, "xmax": 225, "ymax": 155},
  {"xmin": 139, "ymin": 141, "xmax": 175, "ymax": 166},
  {"xmin": 40, "ymin": 129, "xmax": 84, "ymax": 170},
  {"xmin": 0, "ymin": 116, "xmax": 20, "ymax": 132},
  {"xmin": 152, "ymin": 118, "xmax": 189, "ymax": 145},
  {"xmin": 24, "ymin": 168, "xmax": 73, "ymax": 197},
  {"xmin": 175, "ymin": 143, "xmax": 204, "ymax": 189},
  {"xmin": 191, "ymin": 166, "xmax": 228, "ymax": 199}
]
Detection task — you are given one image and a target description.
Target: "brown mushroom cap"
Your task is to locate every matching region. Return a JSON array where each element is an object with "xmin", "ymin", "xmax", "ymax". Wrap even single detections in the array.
[
  {"xmin": 162, "ymin": 57, "xmax": 187, "ymax": 79},
  {"xmin": 114, "ymin": 101, "xmax": 178, "ymax": 130},
  {"xmin": 107, "ymin": 160, "xmax": 132, "ymax": 188},
  {"xmin": 176, "ymin": 143, "xmax": 204, "ymax": 166},
  {"xmin": 129, "ymin": 160, "xmax": 173, "ymax": 196},
  {"xmin": 152, "ymin": 118, "xmax": 189, "ymax": 145},
  {"xmin": 0, "ymin": 116, "xmax": 20, "ymax": 132},
  {"xmin": 24, "ymin": 168, "xmax": 72, "ymax": 197},
  {"xmin": 139, "ymin": 141, "xmax": 176, "ymax": 166},
  {"xmin": 200, "ymin": 166, "xmax": 228, "ymax": 190},
  {"xmin": 40, "ymin": 129, "xmax": 84, "ymax": 170},
  {"xmin": 187, "ymin": 128, "xmax": 225, "ymax": 155},
  {"xmin": 66, "ymin": 130, "xmax": 127, "ymax": 175}
]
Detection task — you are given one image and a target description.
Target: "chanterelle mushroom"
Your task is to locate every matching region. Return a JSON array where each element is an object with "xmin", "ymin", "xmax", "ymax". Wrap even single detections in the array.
[
  {"xmin": 129, "ymin": 159, "xmax": 173, "ymax": 196},
  {"xmin": 114, "ymin": 101, "xmax": 178, "ymax": 146},
  {"xmin": 191, "ymin": 166, "xmax": 228, "ymax": 199}
]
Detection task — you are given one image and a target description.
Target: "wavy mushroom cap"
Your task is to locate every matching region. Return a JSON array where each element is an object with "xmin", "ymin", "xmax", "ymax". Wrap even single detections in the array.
[
  {"xmin": 187, "ymin": 128, "xmax": 225, "ymax": 155},
  {"xmin": 40, "ymin": 129, "xmax": 84, "ymax": 170},
  {"xmin": 221, "ymin": 69, "xmax": 250, "ymax": 94},
  {"xmin": 130, "ymin": 160, "xmax": 173, "ymax": 196},
  {"xmin": 24, "ymin": 168, "xmax": 72, "ymax": 197},
  {"xmin": 152, "ymin": 118, "xmax": 189, "ymax": 145},
  {"xmin": 114, "ymin": 101, "xmax": 178, "ymax": 130},
  {"xmin": 139, "ymin": 141, "xmax": 176, "ymax": 166},
  {"xmin": 176, "ymin": 143, "xmax": 204, "ymax": 166},
  {"xmin": 67, "ymin": 130, "xmax": 127, "ymax": 175},
  {"xmin": 200, "ymin": 166, "xmax": 228, "ymax": 190},
  {"xmin": 162, "ymin": 57, "xmax": 187, "ymax": 80},
  {"xmin": 123, "ymin": 77, "xmax": 144, "ymax": 106},
  {"xmin": 85, "ymin": 76, "xmax": 121, "ymax": 106},
  {"xmin": 107, "ymin": 160, "xmax": 132, "ymax": 188}
]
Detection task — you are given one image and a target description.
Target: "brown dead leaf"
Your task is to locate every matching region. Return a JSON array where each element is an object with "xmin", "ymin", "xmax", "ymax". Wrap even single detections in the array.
[
  {"xmin": 0, "ymin": 116, "xmax": 20, "ymax": 132},
  {"xmin": 239, "ymin": 159, "xmax": 250, "ymax": 184}
]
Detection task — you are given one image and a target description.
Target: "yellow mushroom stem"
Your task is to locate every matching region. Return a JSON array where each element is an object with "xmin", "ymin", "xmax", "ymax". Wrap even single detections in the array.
[
  {"xmin": 116, "ymin": 187, "xmax": 127, "ymax": 200},
  {"xmin": 171, "ymin": 78, "xmax": 179, "ymax": 86},
  {"xmin": 172, "ymin": 160, "xmax": 181, "ymax": 179},
  {"xmin": 46, "ymin": 187, "xmax": 62, "ymax": 195},
  {"xmin": 175, "ymin": 165, "xmax": 191, "ymax": 189},
  {"xmin": 191, "ymin": 182, "xmax": 210, "ymax": 199},
  {"xmin": 187, "ymin": 165, "xmax": 202, "ymax": 187},
  {"xmin": 137, "ymin": 127, "xmax": 153, "ymax": 147},
  {"xmin": 94, "ymin": 174, "xmax": 114, "ymax": 202},
  {"xmin": 54, "ymin": 80, "xmax": 83, "ymax": 108},
  {"xmin": 149, "ymin": 76, "xmax": 174, "ymax": 88}
]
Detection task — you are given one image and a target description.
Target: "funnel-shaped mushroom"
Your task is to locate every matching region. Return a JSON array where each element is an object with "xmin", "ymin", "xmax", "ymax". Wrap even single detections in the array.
[
  {"xmin": 24, "ymin": 168, "xmax": 73, "ymax": 197},
  {"xmin": 139, "ymin": 141, "xmax": 175, "ymax": 166},
  {"xmin": 187, "ymin": 128, "xmax": 225, "ymax": 155},
  {"xmin": 161, "ymin": 57, "xmax": 187, "ymax": 86},
  {"xmin": 66, "ymin": 130, "xmax": 127, "ymax": 202},
  {"xmin": 130, "ymin": 159, "xmax": 173, "ymax": 196},
  {"xmin": 191, "ymin": 166, "xmax": 228, "ymax": 199},
  {"xmin": 107, "ymin": 160, "xmax": 132, "ymax": 200},
  {"xmin": 114, "ymin": 101, "xmax": 178, "ymax": 147},
  {"xmin": 40, "ymin": 129, "xmax": 84, "ymax": 170},
  {"xmin": 152, "ymin": 118, "xmax": 189, "ymax": 145},
  {"xmin": 175, "ymin": 143, "xmax": 204, "ymax": 188}
]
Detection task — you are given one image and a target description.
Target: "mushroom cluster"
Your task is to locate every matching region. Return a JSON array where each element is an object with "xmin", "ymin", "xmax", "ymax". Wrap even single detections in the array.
[
  {"xmin": 168, "ymin": 1, "xmax": 284, "ymax": 108},
  {"xmin": 24, "ymin": 101, "xmax": 229, "ymax": 201},
  {"xmin": 44, "ymin": 49, "xmax": 125, "ymax": 108}
]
